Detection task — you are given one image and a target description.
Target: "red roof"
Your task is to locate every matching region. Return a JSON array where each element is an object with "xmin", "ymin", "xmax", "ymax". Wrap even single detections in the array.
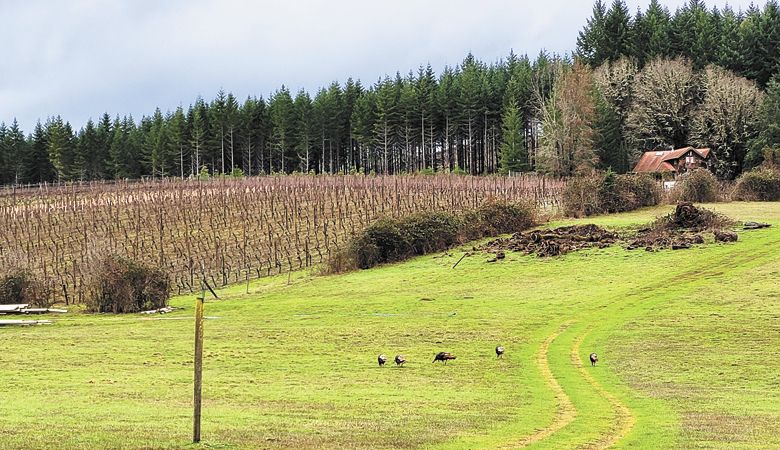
[{"xmin": 633, "ymin": 147, "xmax": 711, "ymax": 173}]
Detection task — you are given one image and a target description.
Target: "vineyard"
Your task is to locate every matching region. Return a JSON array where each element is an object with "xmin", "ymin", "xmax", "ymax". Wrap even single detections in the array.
[{"xmin": 0, "ymin": 174, "xmax": 565, "ymax": 304}]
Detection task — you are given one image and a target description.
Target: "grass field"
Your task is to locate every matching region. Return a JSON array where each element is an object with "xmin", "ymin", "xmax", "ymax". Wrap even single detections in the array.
[{"xmin": 2, "ymin": 202, "xmax": 780, "ymax": 449}]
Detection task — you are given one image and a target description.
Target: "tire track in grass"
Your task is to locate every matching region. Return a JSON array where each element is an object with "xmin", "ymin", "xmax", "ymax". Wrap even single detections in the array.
[
  {"xmin": 571, "ymin": 332, "xmax": 635, "ymax": 449},
  {"xmin": 501, "ymin": 322, "xmax": 577, "ymax": 449}
]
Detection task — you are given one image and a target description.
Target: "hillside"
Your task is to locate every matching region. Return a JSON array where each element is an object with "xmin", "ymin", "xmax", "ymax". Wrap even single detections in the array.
[{"xmin": 1, "ymin": 202, "xmax": 779, "ymax": 448}]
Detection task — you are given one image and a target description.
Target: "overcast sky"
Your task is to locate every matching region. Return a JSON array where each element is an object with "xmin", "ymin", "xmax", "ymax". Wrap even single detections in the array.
[{"xmin": 0, "ymin": 0, "xmax": 760, "ymax": 132}]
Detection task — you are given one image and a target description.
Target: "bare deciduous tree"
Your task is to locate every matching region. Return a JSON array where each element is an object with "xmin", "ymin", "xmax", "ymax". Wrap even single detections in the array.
[
  {"xmin": 690, "ymin": 66, "xmax": 765, "ymax": 179},
  {"xmin": 594, "ymin": 57, "xmax": 637, "ymax": 116},
  {"xmin": 627, "ymin": 58, "xmax": 703, "ymax": 150},
  {"xmin": 538, "ymin": 61, "xmax": 598, "ymax": 176}
]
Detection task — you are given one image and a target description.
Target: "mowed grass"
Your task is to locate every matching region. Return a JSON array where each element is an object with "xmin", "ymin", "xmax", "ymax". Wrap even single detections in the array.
[{"xmin": 1, "ymin": 202, "xmax": 780, "ymax": 449}]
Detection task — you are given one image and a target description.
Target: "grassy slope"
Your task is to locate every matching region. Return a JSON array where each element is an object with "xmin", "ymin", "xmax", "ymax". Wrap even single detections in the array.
[{"xmin": 1, "ymin": 202, "xmax": 779, "ymax": 449}]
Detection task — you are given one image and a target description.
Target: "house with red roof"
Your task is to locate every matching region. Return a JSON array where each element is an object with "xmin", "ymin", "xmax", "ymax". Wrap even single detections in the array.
[{"xmin": 632, "ymin": 147, "xmax": 712, "ymax": 176}]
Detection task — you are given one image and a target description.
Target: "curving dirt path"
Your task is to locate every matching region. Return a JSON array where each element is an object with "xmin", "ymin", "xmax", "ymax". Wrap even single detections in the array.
[
  {"xmin": 570, "ymin": 332, "xmax": 636, "ymax": 449},
  {"xmin": 500, "ymin": 322, "xmax": 577, "ymax": 449}
]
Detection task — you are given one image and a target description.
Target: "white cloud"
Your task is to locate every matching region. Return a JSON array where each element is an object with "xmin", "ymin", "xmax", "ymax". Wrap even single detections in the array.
[{"xmin": 0, "ymin": 0, "xmax": 761, "ymax": 132}]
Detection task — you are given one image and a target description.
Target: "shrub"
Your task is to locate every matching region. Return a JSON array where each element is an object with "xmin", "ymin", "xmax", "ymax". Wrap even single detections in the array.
[
  {"xmin": 461, "ymin": 200, "xmax": 536, "ymax": 240},
  {"xmin": 87, "ymin": 256, "xmax": 171, "ymax": 313},
  {"xmin": 401, "ymin": 211, "xmax": 462, "ymax": 255},
  {"xmin": 733, "ymin": 167, "xmax": 780, "ymax": 201},
  {"xmin": 613, "ymin": 174, "xmax": 663, "ymax": 211},
  {"xmin": 562, "ymin": 172, "xmax": 603, "ymax": 217},
  {"xmin": 329, "ymin": 201, "xmax": 535, "ymax": 272},
  {"xmin": 348, "ymin": 212, "xmax": 461, "ymax": 270},
  {"xmin": 349, "ymin": 218, "xmax": 410, "ymax": 270},
  {"xmin": 564, "ymin": 170, "xmax": 663, "ymax": 217},
  {"xmin": 0, "ymin": 270, "xmax": 51, "ymax": 307},
  {"xmin": 669, "ymin": 169, "xmax": 720, "ymax": 203}
]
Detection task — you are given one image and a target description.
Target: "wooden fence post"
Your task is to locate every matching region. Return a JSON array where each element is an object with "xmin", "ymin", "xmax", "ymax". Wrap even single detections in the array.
[{"xmin": 193, "ymin": 287, "xmax": 205, "ymax": 443}]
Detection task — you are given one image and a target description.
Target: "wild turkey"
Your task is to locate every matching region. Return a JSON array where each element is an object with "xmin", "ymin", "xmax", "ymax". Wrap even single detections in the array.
[
  {"xmin": 378, "ymin": 354, "xmax": 387, "ymax": 367},
  {"xmin": 394, "ymin": 355, "xmax": 406, "ymax": 366},
  {"xmin": 589, "ymin": 353, "xmax": 598, "ymax": 367},
  {"xmin": 495, "ymin": 346, "xmax": 505, "ymax": 358},
  {"xmin": 433, "ymin": 351, "xmax": 457, "ymax": 364}
]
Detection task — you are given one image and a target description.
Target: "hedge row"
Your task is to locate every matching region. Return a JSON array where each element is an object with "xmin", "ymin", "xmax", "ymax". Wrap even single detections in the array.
[
  {"xmin": 328, "ymin": 200, "xmax": 535, "ymax": 272},
  {"xmin": 562, "ymin": 170, "xmax": 663, "ymax": 217}
]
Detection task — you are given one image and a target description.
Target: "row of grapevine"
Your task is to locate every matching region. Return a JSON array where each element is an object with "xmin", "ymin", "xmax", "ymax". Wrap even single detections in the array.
[{"xmin": 0, "ymin": 174, "xmax": 565, "ymax": 304}]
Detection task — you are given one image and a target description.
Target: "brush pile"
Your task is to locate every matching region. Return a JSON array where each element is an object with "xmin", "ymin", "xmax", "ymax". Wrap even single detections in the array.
[
  {"xmin": 626, "ymin": 202, "xmax": 735, "ymax": 251},
  {"xmin": 481, "ymin": 224, "xmax": 618, "ymax": 257}
]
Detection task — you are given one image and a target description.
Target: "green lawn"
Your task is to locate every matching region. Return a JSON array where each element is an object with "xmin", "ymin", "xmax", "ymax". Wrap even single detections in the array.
[{"xmin": 2, "ymin": 202, "xmax": 780, "ymax": 449}]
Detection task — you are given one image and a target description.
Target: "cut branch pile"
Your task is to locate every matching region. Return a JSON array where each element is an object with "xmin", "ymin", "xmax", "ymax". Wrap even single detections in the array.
[
  {"xmin": 626, "ymin": 231, "xmax": 705, "ymax": 251},
  {"xmin": 627, "ymin": 202, "xmax": 736, "ymax": 251},
  {"xmin": 655, "ymin": 202, "xmax": 733, "ymax": 232},
  {"xmin": 481, "ymin": 224, "xmax": 618, "ymax": 257}
]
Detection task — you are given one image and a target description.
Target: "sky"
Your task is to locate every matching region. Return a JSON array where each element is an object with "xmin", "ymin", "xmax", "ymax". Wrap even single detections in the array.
[{"xmin": 0, "ymin": 0, "xmax": 761, "ymax": 133}]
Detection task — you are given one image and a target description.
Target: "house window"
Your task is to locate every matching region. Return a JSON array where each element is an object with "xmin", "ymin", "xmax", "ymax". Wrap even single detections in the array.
[{"xmin": 686, "ymin": 155, "xmax": 696, "ymax": 165}]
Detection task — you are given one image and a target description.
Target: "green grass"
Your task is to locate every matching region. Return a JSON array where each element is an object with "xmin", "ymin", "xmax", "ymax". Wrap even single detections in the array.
[{"xmin": 2, "ymin": 202, "xmax": 780, "ymax": 449}]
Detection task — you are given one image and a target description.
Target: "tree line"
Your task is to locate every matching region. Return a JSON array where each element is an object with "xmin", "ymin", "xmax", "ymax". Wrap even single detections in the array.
[{"xmin": 1, "ymin": 0, "xmax": 780, "ymax": 185}]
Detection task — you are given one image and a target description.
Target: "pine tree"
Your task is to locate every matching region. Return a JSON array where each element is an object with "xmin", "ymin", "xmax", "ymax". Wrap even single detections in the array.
[
  {"xmin": 225, "ymin": 93, "xmax": 239, "ymax": 172},
  {"xmin": 78, "ymin": 119, "xmax": 101, "ymax": 180},
  {"xmin": 241, "ymin": 96, "xmax": 270, "ymax": 175},
  {"xmin": 747, "ymin": 73, "xmax": 780, "ymax": 167},
  {"xmin": 457, "ymin": 54, "xmax": 485, "ymax": 174},
  {"xmin": 293, "ymin": 89, "xmax": 315, "ymax": 172},
  {"xmin": 269, "ymin": 86, "xmax": 296, "ymax": 173},
  {"xmin": 644, "ymin": 0, "xmax": 672, "ymax": 61},
  {"xmin": 631, "ymin": 8, "xmax": 651, "ymax": 68},
  {"xmin": 1, "ymin": 120, "xmax": 27, "ymax": 184},
  {"xmin": 717, "ymin": 6, "xmax": 743, "ymax": 74},
  {"xmin": 577, "ymin": 0, "xmax": 609, "ymax": 66},
  {"xmin": 95, "ymin": 113, "xmax": 114, "ymax": 179},
  {"xmin": 209, "ymin": 90, "xmax": 228, "ymax": 173},
  {"xmin": 416, "ymin": 64, "xmax": 436, "ymax": 171},
  {"xmin": 754, "ymin": 1, "xmax": 780, "ymax": 87},
  {"xmin": 399, "ymin": 72, "xmax": 418, "ymax": 172},
  {"xmin": 593, "ymin": 57, "xmax": 636, "ymax": 172},
  {"xmin": 188, "ymin": 98, "xmax": 210, "ymax": 175},
  {"xmin": 24, "ymin": 121, "xmax": 55, "ymax": 183},
  {"xmin": 168, "ymin": 107, "xmax": 188, "ymax": 178},
  {"xmin": 342, "ymin": 78, "xmax": 363, "ymax": 172},
  {"xmin": 46, "ymin": 116, "xmax": 77, "ymax": 181},
  {"xmin": 593, "ymin": 94, "xmax": 627, "ymax": 171},
  {"xmin": 602, "ymin": 0, "xmax": 632, "ymax": 62},
  {"xmin": 351, "ymin": 91, "xmax": 376, "ymax": 173},
  {"xmin": 499, "ymin": 105, "xmax": 526, "ymax": 173},
  {"xmin": 738, "ymin": 5, "xmax": 763, "ymax": 82},
  {"xmin": 373, "ymin": 76, "xmax": 400, "ymax": 174},
  {"xmin": 436, "ymin": 66, "xmax": 458, "ymax": 171}
]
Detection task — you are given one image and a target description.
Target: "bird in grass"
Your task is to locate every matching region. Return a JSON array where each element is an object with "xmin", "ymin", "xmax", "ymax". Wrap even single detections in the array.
[
  {"xmin": 495, "ymin": 346, "xmax": 505, "ymax": 358},
  {"xmin": 394, "ymin": 355, "xmax": 406, "ymax": 366},
  {"xmin": 433, "ymin": 352, "xmax": 457, "ymax": 364},
  {"xmin": 589, "ymin": 353, "xmax": 598, "ymax": 367},
  {"xmin": 378, "ymin": 354, "xmax": 387, "ymax": 367}
]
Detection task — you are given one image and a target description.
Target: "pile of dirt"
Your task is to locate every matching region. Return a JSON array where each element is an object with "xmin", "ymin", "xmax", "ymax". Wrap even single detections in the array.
[{"xmin": 481, "ymin": 224, "xmax": 619, "ymax": 257}]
